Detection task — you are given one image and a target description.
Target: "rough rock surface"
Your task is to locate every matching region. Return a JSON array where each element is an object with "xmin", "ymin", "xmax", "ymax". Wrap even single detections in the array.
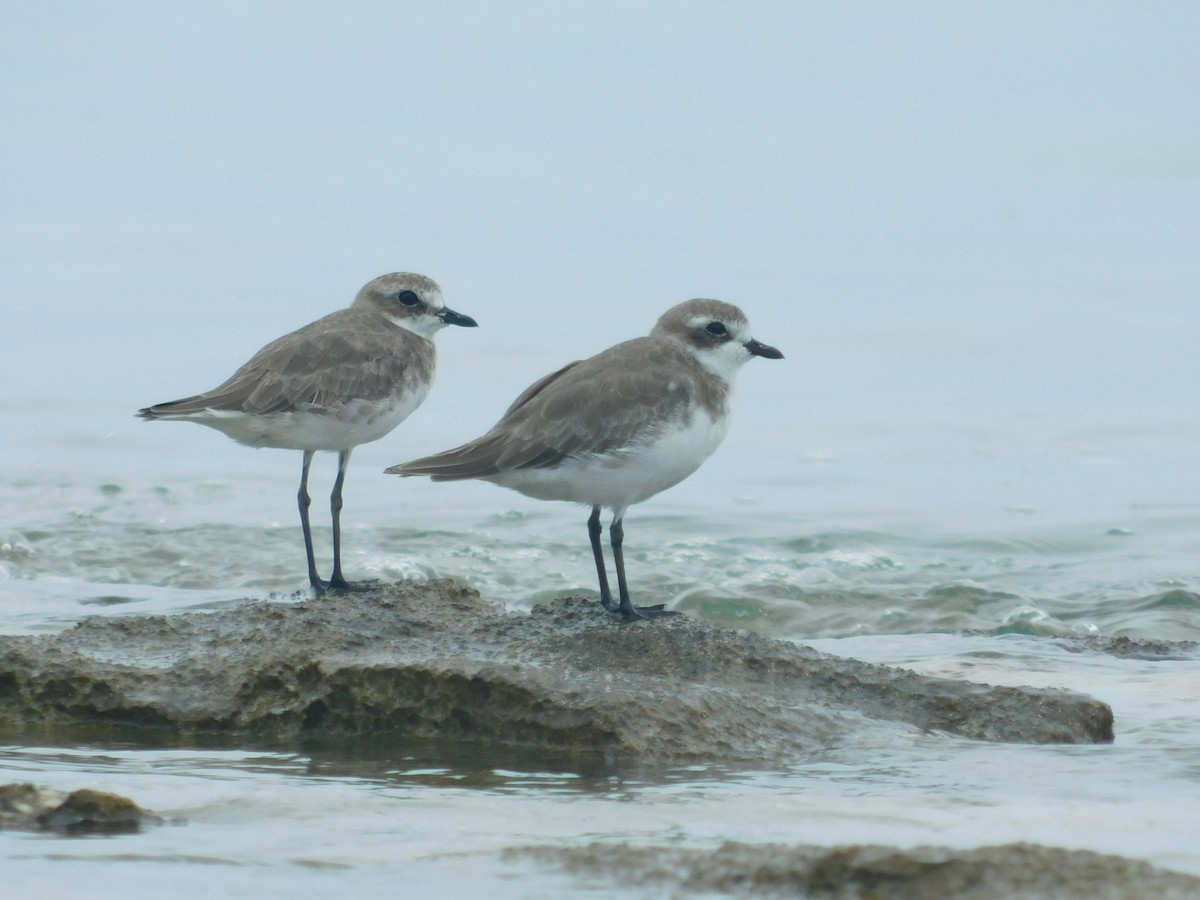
[
  {"xmin": 0, "ymin": 581, "xmax": 1113, "ymax": 761},
  {"xmin": 0, "ymin": 782, "xmax": 162, "ymax": 833},
  {"xmin": 511, "ymin": 840, "xmax": 1200, "ymax": 899}
]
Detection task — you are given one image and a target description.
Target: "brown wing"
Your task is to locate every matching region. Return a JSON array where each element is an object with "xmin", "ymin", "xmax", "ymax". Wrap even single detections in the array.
[
  {"xmin": 392, "ymin": 337, "xmax": 724, "ymax": 480},
  {"xmin": 140, "ymin": 309, "xmax": 432, "ymax": 418}
]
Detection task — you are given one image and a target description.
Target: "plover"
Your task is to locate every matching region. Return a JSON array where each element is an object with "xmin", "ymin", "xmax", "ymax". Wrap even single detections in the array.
[
  {"xmin": 387, "ymin": 298, "xmax": 782, "ymax": 620},
  {"xmin": 139, "ymin": 272, "xmax": 477, "ymax": 594}
]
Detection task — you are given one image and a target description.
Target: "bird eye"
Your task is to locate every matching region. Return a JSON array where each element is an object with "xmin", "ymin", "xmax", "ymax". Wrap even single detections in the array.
[
  {"xmin": 396, "ymin": 290, "xmax": 422, "ymax": 308},
  {"xmin": 705, "ymin": 321, "xmax": 728, "ymax": 337}
]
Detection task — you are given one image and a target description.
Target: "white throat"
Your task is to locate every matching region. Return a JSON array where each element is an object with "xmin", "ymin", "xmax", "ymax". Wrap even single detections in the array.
[
  {"xmin": 388, "ymin": 314, "xmax": 444, "ymax": 341},
  {"xmin": 686, "ymin": 340, "xmax": 751, "ymax": 385}
]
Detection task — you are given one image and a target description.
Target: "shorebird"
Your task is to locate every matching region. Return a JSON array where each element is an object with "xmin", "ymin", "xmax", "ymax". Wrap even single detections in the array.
[
  {"xmin": 139, "ymin": 272, "xmax": 477, "ymax": 594},
  {"xmin": 388, "ymin": 298, "xmax": 781, "ymax": 620}
]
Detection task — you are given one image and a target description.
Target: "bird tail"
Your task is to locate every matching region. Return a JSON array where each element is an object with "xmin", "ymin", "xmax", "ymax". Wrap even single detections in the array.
[
  {"xmin": 386, "ymin": 437, "xmax": 507, "ymax": 481},
  {"xmin": 137, "ymin": 395, "xmax": 211, "ymax": 419}
]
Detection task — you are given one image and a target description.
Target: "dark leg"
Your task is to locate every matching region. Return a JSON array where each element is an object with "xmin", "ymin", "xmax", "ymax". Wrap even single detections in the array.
[
  {"xmin": 298, "ymin": 450, "xmax": 325, "ymax": 594},
  {"xmin": 327, "ymin": 448, "xmax": 372, "ymax": 592},
  {"xmin": 609, "ymin": 514, "xmax": 675, "ymax": 621},
  {"xmin": 588, "ymin": 506, "xmax": 619, "ymax": 612}
]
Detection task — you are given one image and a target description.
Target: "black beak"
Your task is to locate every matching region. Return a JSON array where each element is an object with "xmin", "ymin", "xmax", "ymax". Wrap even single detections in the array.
[
  {"xmin": 745, "ymin": 338, "xmax": 783, "ymax": 360},
  {"xmin": 439, "ymin": 307, "xmax": 478, "ymax": 328}
]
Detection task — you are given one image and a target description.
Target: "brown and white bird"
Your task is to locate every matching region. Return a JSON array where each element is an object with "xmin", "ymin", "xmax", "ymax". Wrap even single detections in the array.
[
  {"xmin": 139, "ymin": 272, "xmax": 477, "ymax": 594},
  {"xmin": 387, "ymin": 298, "xmax": 781, "ymax": 620}
]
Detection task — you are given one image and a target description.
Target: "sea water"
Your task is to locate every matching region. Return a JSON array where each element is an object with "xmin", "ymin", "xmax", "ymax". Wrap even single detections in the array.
[{"xmin": 2, "ymin": 393, "xmax": 1200, "ymax": 896}]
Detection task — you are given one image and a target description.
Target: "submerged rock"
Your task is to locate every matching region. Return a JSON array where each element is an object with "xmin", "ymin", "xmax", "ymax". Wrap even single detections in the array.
[
  {"xmin": 0, "ymin": 782, "xmax": 162, "ymax": 834},
  {"xmin": 1059, "ymin": 634, "xmax": 1200, "ymax": 660},
  {"xmin": 510, "ymin": 840, "xmax": 1200, "ymax": 899},
  {"xmin": 0, "ymin": 581, "xmax": 1112, "ymax": 761}
]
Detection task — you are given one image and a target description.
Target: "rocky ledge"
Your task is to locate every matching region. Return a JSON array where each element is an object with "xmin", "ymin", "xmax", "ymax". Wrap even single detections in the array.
[
  {"xmin": 0, "ymin": 580, "xmax": 1113, "ymax": 761},
  {"xmin": 510, "ymin": 841, "xmax": 1200, "ymax": 899}
]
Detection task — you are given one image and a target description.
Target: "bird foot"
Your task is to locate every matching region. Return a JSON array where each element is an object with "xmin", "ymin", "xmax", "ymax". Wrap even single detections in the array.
[
  {"xmin": 623, "ymin": 605, "xmax": 680, "ymax": 621},
  {"xmin": 600, "ymin": 594, "xmax": 669, "ymax": 618},
  {"xmin": 314, "ymin": 576, "xmax": 378, "ymax": 594},
  {"xmin": 606, "ymin": 598, "xmax": 677, "ymax": 621}
]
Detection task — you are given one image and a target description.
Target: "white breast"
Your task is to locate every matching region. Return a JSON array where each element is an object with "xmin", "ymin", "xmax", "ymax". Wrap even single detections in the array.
[
  {"xmin": 187, "ymin": 383, "xmax": 432, "ymax": 452},
  {"xmin": 489, "ymin": 407, "xmax": 731, "ymax": 511}
]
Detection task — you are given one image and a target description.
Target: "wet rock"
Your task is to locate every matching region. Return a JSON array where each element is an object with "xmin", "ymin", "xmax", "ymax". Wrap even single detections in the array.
[
  {"xmin": 511, "ymin": 840, "xmax": 1200, "ymax": 899},
  {"xmin": 0, "ymin": 782, "xmax": 162, "ymax": 834},
  {"xmin": 1057, "ymin": 635, "xmax": 1200, "ymax": 660},
  {"xmin": 0, "ymin": 581, "xmax": 1113, "ymax": 762}
]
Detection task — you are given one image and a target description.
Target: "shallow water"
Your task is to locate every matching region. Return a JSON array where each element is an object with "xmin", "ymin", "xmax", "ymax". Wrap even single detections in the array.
[
  {"xmin": 5, "ymin": 1, "xmax": 1200, "ymax": 894},
  {"xmin": 4, "ymin": 397, "xmax": 1200, "ymax": 895},
  {"xmin": 2, "ymin": 641, "xmax": 1199, "ymax": 897}
]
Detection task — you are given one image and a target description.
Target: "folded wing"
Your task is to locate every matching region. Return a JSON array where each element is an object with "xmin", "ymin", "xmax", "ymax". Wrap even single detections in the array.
[{"xmin": 391, "ymin": 337, "xmax": 716, "ymax": 481}]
